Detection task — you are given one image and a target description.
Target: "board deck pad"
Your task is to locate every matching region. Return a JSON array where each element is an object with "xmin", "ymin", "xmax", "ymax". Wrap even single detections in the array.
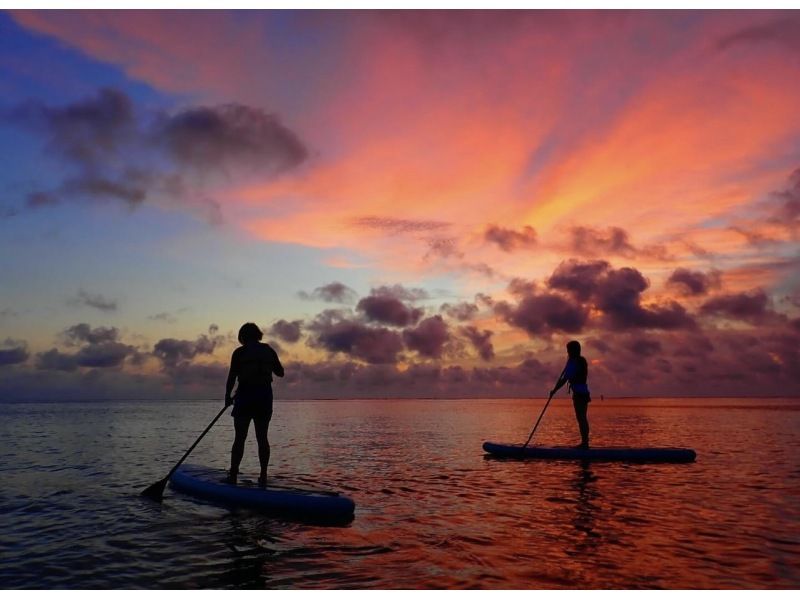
[{"xmin": 483, "ymin": 441, "xmax": 696, "ymax": 463}]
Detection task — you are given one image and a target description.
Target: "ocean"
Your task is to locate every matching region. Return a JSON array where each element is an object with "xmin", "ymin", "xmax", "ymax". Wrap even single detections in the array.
[{"xmin": 1, "ymin": 397, "xmax": 798, "ymax": 589}]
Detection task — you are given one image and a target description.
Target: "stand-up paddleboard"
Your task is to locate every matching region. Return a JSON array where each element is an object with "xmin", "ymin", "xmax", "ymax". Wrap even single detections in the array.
[
  {"xmin": 169, "ymin": 464, "xmax": 356, "ymax": 522},
  {"xmin": 483, "ymin": 441, "xmax": 696, "ymax": 463}
]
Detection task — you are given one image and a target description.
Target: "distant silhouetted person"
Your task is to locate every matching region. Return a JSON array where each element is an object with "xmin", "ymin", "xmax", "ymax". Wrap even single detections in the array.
[
  {"xmin": 549, "ymin": 340, "xmax": 591, "ymax": 449},
  {"xmin": 224, "ymin": 322, "xmax": 284, "ymax": 487}
]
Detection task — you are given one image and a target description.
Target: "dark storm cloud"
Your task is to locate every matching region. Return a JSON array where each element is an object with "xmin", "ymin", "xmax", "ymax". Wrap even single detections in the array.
[
  {"xmin": 35, "ymin": 348, "xmax": 79, "ymax": 372},
  {"xmin": 308, "ymin": 316, "xmax": 405, "ymax": 365},
  {"xmin": 547, "ymin": 260, "xmax": 695, "ymax": 331},
  {"xmin": 152, "ymin": 333, "xmax": 222, "ymax": 367},
  {"xmin": 153, "ymin": 103, "xmax": 307, "ymax": 173},
  {"xmin": 666, "ymin": 268, "xmax": 721, "ymax": 296},
  {"xmin": 0, "ymin": 339, "xmax": 29, "ymax": 366},
  {"xmin": 74, "ymin": 342, "xmax": 135, "ymax": 368},
  {"xmin": 298, "ymin": 282, "xmax": 358, "ymax": 304},
  {"xmin": 567, "ymin": 226, "xmax": 672, "ymax": 261},
  {"xmin": 62, "ymin": 323, "xmax": 120, "ymax": 345},
  {"xmin": 354, "ymin": 285, "xmax": 429, "ymax": 327},
  {"xmin": 507, "ymin": 277, "xmax": 539, "ymax": 297},
  {"xmin": 306, "ymin": 310, "xmax": 404, "ymax": 364},
  {"xmin": 37, "ymin": 331, "xmax": 137, "ymax": 370},
  {"xmin": 548, "ymin": 259, "xmax": 611, "ymax": 301},
  {"xmin": 460, "ymin": 326, "xmax": 494, "ymax": 361},
  {"xmin": 351, "ymin": 216, "xmax": 450, "ymax": 234},
  {"xmin": 7, "ymin": 88, "xmax": 307, "ymax": 220},
  {"xmin": 717, "ymin": 17, "xmax": 800, "ymax": 52},
  {"xmin": 11, "ymin": 89, "xmax": 306, "ymax": 173},
  {"xmin": 594, "ymin": 267, "xmax": 695, "ymax": 330},
  {"xmin": 484, "ymin": 224, "xmax": 537, "ymax": 252},
  {"xmin": 440, "ymin": 301, "xmax": 479, "ymax": 322},
  {"xmin": 306, "ymin": 308, "xmax": 351, "ymax": 328},
  {"xmin": 8, "ymin": 88, "xmax": 135, "ymax": 165},
  {"xmin": 357, "ymin": 295, "xmax": 423, "ymax": 327},
  {"xmin": 700, "ymin": 289, "xmax": 772, "ymax": 322},
  {"xmin": 403, "ymin": 315, "xmax": 450, "ymax": 359},
  {"xmin": 269, "ymin": 319, "xmax": 303, "ymax": 343},
  {"xmin": 495, "ymin": 289, "xmax": 588, "ymax": 337},
  {"xmin": 68, "ymin": 290, "xmax": 118, "ymax": 313}
]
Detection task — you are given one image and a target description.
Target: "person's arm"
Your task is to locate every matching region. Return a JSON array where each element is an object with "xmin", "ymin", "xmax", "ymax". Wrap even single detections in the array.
[
  {"xmin": 225, "ymin": 352, "xmax": 238, "ymax": 405},
  {"xmin": 549, "ymin": 360, "xmax": 571, "ymax": 397},
  {"xmin": 271, "ymin": 346, "xmax": 285, "ymax": 378}
]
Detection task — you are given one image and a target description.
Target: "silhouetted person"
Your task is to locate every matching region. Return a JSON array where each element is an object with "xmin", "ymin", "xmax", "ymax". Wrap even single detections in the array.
[
  {"xmin": 549, "ymin": 340, "xmax": 591, "ymax": 449},
  {"xmin": 224, "ymin": 322, "xmax": 284, "ymax": 487}
]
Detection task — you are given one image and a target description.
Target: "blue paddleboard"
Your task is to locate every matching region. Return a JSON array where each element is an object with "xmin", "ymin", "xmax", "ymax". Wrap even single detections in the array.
[
  {"xmin": 483, "ymin": 441, "xmax": 696, "ymax": 463},
  {"xmin": 169, "ymin": 464, "xmax": 356, "ymax": 522}
]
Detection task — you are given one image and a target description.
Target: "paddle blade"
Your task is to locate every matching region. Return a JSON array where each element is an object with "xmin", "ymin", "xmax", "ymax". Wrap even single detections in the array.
[{"xmin": 141, "ymin": 477, "xmax": 168, "ymax": 502}]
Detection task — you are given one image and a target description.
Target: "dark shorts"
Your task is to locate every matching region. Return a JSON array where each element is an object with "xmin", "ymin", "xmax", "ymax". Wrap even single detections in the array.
[
  {"xmin": 231, "ymin": 385, "xmax": 273, "ymax": 420},
  {"xmin": 572, "ymin": 391, "xmax": 591, "ymax": 404}
]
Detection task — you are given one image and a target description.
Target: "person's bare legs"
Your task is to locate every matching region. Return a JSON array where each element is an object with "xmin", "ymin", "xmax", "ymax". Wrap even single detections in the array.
[
  {"xmin": 228, "ymin": 416, "xmax": 250, "ymax": 483},
  {"xmin": 253, "ymin": 417, "xmax": 271, "ymax": 488},
  {"xmin": 573, "ymin": 398, "xmax": 590, "ymax": 449}
]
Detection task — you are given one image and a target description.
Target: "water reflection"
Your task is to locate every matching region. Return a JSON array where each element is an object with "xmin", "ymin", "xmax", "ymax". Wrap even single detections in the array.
[
  {"xmin": 217, "ymin": 516, "xmax": 281, "ymax": 589},
  {"xmin": 2, "ymin": 398, "xmax": 800, "ymax": 589},
  {"xmin": 569, "ymin": 462, "xmax": 601, "ymax": 555}
]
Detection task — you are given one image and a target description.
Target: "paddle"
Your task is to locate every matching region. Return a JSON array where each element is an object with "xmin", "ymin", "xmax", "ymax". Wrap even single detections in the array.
[
  {"xmin": 519, "ymin": 390, "xmax": 555, "ymax": 453},
  {"xmin": 141, "ymin": 404, "xmax": 230, "ymax": 502},
  {"xmin": 520, "ymin": 364, "xmax": 568, "ymax": 452}
]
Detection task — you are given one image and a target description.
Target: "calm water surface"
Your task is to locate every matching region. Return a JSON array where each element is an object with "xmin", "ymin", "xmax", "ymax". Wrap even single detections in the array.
[{"xmin": 1, "ymin": 397, "xmax": 798, "ymax": 589}]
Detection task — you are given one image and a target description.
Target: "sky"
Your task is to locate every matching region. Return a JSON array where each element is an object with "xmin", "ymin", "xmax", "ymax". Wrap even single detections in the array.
[{"xmin": 1, "ymin": 9, "xmax": 799, "ymax": 400}]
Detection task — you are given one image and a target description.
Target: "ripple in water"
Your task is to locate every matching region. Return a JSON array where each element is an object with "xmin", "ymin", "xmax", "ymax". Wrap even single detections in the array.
[{"xmin": 0, "ymin": 397, "xmax": 798, "ymax": 588}]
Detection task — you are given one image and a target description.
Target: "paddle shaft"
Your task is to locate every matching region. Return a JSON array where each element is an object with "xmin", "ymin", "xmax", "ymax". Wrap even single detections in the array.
[
  {"xmin": 141, "ymin": 404, "xmax": 229, "ymax": 500},
  {"xmin": 520, "ymin": 365, "xmax": 567, "ymax": 451},
  {"xmin": 165, "ymin": 404, "xmax": 229, "ymax": 481},
  {"xmin": 520, "ymin": 393, "xmax": 554, "ymax": 451}
]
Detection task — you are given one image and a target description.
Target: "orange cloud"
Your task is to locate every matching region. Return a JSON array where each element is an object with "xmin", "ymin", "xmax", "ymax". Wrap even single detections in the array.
[{"xmin": 12, "ymin": 10, "xmax": 800, "ymax": 292}]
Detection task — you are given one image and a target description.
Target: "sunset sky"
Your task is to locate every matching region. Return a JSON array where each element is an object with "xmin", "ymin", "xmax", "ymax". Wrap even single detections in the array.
[{"xmin": 1, "ymin": 10, "xmax": 799, "ymax": 400}]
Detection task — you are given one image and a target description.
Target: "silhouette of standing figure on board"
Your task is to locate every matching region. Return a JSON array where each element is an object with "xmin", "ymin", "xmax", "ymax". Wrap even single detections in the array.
[
  {"xmin": 224, "ymin": 323, "xmax": 284, "ymax": 487},
  {"xmin": 549, "ymin": 340, "xmax": 591, "ymax": 449}
]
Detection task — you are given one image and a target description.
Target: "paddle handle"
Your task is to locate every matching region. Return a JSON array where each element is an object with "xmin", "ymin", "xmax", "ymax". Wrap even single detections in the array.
[{"xmin": 164, "ymin": 404, "xmax": 229, "ymax": 481}]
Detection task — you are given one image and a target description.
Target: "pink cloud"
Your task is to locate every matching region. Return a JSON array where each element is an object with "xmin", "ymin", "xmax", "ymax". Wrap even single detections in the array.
[{"xmin": 10, "ymin": 11, "xmax": 800, "ymax": 366}]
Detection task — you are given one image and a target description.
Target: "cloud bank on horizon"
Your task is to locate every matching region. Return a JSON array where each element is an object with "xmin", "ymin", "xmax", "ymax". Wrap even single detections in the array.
[{"xmin": 0, "ymin": 10, "xmax": 799, "ymax": 399}]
